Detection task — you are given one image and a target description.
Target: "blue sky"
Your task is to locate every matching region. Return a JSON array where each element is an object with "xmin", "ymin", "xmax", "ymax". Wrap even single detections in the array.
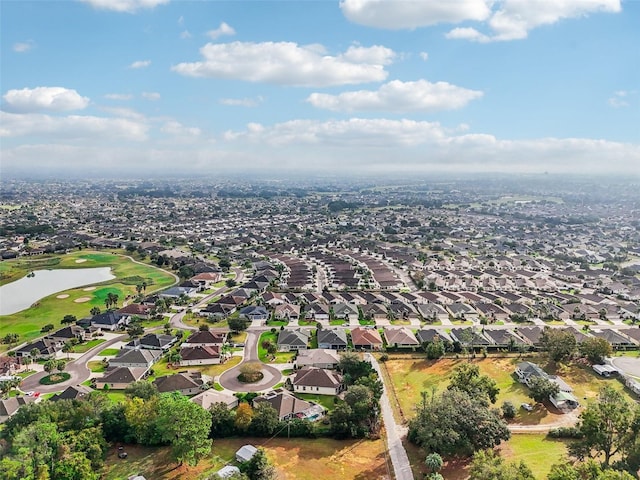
[{"xmin": 1, "ymin": 0, "xmax": 638, "ymax": 176}]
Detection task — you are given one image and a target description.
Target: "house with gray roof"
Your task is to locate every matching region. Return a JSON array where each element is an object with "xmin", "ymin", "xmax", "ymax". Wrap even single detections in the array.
[
  {"xmin": 291, "ymin": 367, "xmax": 344, "ymax": 396},
  {"xmin": 317, "ymin": 329, "xmax": 348, "ymax": 350},
  {"xmin": 277, "ymin": 329, "xmax": 311, "ymax": 351},
  {"xmin": 383, "ymin": 327, "xmax": 420, "ymax": 348},
  {"xmin": 295, "ymin": 349, "xmax": 341, "ymax": 369},
  {"xmin": 109, "ymin": 348, "xmax": 161, "ymax": 369}
]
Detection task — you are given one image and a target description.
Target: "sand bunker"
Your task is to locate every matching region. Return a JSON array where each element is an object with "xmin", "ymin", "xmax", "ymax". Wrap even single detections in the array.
[
  {"xmin": 74, "ymin": 297, "xmax": 91, "ymax": 303},
  {"xmin": 83, "ymin": 286, "xmax": 96, "ymax": 291},
  {"xmin": 56, "ymin": 294, "xmax": 70, "ymax": 299},
  {"xmin": 75, "ymin": 259, "xmax": 87, "ymax": 263}
]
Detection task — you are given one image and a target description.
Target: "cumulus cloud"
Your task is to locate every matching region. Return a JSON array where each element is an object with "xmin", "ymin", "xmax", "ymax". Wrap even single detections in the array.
[
  {"xmin": 219, "ymin": 96, "xmax": 264, "ymax": 107},
  {"xmin": 79, "ymin": 0, "xmax": 169, "ymax": 13},
  {"xmin": 0, "ymin": 111, "xmax": 148, "ymax": 141},
  {"xmin": 160, "ymin": 120, "xmax": 201, "ymax": 137},
  {"xmin": 340, "ymin": 0, "xmax": 492, "ymax": 29},
  {"xmin": 206, "ymin": 22, "xmax": 236, "ymax": 40},
  {"xmin": 104, "ymin": 93, "xmax": 133, "ymax": 100},
  {"xmin": 142, "ymin": 91, "xmax": 161, "ymax": 101},
  {"xmin": 608, "ymin": 90, "xmax": 632, "ymax": 108},
  {"xmin": 129, "ymin": 60, "xmax": 151, "ymax": 69},
  {"xmin": 306, "ymin": 80, "xmax": 483, "ymax": 113},
  {"xmin": 3, "ymin": 87, "xmax": 89, "ymax": 113},
  {"xmin": 172, "ymin": 41, "xmax": 394, "ymax": 87},
  {"xmin": 340, "ymin": 0, "xmax": 621, "ymax": 42},
  {"xmin": 419, "ymin": 52, "xmax": 429, "ymax": 61},
  {"xmin": 13, "ymin": 40, "xmax": 35, "ymax": 53}
]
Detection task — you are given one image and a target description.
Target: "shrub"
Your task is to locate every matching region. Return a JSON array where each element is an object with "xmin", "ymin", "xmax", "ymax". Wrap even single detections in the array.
[
  {"xmin": 548, "ymin": 426, "xmax": 583, "ymax": 439},
  {"xmin": 502, "ymin": 401, "xmax": 516, "ymax": 419}
]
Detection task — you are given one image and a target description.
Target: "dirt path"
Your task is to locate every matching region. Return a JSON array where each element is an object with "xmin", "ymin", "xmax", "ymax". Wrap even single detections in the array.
[{"xmin": 508, "ymin": 409, "xmax": 580, "ymax": 433}]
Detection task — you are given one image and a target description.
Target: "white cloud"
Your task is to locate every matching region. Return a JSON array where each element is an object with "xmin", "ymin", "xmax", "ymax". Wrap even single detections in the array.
[
  {"xmin": 142, "ymin": 92, "xmax": 161, "ymax": 101},
  {"xmin": 79, "ymin": 0, "xmax": 169, "ymax": 13},
  {"xmin": 340, "ymin": 0, "xmax": 621, "ymax": 42},
  {"xmin": 306, "ymin": 80, "xmax": 483, "ymax": 113},
  {"xmin": 3, "ymin": 87, "xmax": 89, "ymax": 113},
  {"xmin": 0, "ymin": 111, "xmax": 148, "ymax": 141},
  {"xmin": 104, "ymin": 93, "xmax": 133, "ymax": 100},
  {"xmin": 180, "ymin": 30, "xmax": 192, "ymax": 39},
  {"xmin": 340, "ymin": 0, "xmax": 492, "ymax": 29},
  {"xmin": 219, "ymin": 96, "xmax": 264, "ymax": 107},
  {"xmin": 13, "ymin": 40, "xmax": 35, "ymax": 53},
  {"xmin": 206, "ymin": 22, "xmax": 236, "ymax": 40},
  {"xmin": 447, "ymin": 0, "xmax": 622, "ymax": 42},
  {"xmin": 608, "ymin": 90, "xmax": 632, "ymax": 108},
  {"xmin": 99, "ymin": 106, "xmax": 146, "ymax": 121},
  {"xmin": 160, "ymin": 120, "xmax": 201, "ymax": 137},
  {"xmin": 129, "ymin": 60, "xmax": 151, "ymax": 69},
  {"xmin": 419, "ymin": 52, "xmax": 429, "ymax": 61},
  {"xmin": 172, "ymin": 41, "xmax": 394, "ymax": 87},
  {"xmin": 178, "ymin": 15, "xmax": 184, "ymax": 26}
]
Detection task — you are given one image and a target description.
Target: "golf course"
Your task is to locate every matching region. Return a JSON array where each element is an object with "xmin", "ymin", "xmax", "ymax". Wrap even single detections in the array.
[{"xmin": 0, "ymin": 250, "xmax": 177, "ymax": 348}]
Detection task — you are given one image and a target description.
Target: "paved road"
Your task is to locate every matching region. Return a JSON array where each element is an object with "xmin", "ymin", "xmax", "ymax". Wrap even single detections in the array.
[
  {"xmin": 20, "ymin": 334, "xmax": 126, "ymax": 393},
  {"xmin": 609, "ymin": 356, "xmax": 640, "ymax": 377},
  {"xmin": 367, "ymin": 353, "xmax": 414, "ymax": 480},
  {"xmin": 218, "ymin": 330, "xmax": 282, "ymax": 392}
]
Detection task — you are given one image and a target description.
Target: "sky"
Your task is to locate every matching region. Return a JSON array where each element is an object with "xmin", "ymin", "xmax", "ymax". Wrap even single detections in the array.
[{"xmin": 1, "ymin": 0, "xmax": 639, "ymax": 177}]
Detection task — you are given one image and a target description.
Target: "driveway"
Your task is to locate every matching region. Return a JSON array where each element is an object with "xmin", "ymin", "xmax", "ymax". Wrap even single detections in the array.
[
  {"xmin": 20, "ymin": 334, "xmax": 126, "ymax": 393},
  {"xmin": 610, "ymin": 356, "xmax": 640, "ymax": 377},
  {"xmin": 218, "ymin": 330, "xmax": 282, "ymax": 392},
  {"xmin": 367, "ymin": 353, "xmax": 414, "ymax": 480}
]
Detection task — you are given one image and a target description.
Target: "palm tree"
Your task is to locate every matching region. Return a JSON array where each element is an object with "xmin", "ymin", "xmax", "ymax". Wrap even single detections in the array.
[
  {"xmin": 30, "ymin": 348, "xmax": 40, "ymax": 360},
  {"xmin": 90, "ymin": 306, "xmax": 101, "ymax": 316},
  {"xmin": 167, "ymin": 351, "xmax": 181, "ymax": 366},
  {"xmin": 62, "ymin": 342, "xmax": 72, "ymax": 359}
]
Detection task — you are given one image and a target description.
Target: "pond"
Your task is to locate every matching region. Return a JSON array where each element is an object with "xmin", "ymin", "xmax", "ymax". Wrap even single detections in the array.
[{"xmin": 0, "ymin": 267, "xmax": 115, "ymax": 315}]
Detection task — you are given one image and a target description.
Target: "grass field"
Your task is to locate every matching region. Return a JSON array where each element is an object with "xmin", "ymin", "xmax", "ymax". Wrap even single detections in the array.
[
  {"xmin": 98, "ymin": 348, "xmax": 120, "ymax": 356},
  {"xmin": 258, "ymin": 331, "xmax": 296, "ymax": 363},
  {"xmin": 0, "ymin": 251, "xmax": 176, "ymax": 348},
  {"xmin": 102, "ymin": 436, "xmax": 389, "ymax": 480},
  {"xmin": 71, "ymin": 338, "xmax": 106, "ymax": 353},
  {"xmin": 150, "ymin": 356, "xmax": 242, "ymax": 380}
]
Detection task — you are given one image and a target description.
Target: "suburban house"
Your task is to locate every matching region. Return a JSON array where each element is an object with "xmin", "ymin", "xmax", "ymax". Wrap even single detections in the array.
[
  {"xmin": 109, "ymin": 349, "xmax": 161, "ymax": 369},
  {"xmin": 0, "ymin": 396, "xmax": 38, "ymax": 423},
  {"xmin": 291, "ymin": 367, "xmax": 344, "ymax": 395},
  {"xmin": 239, "ymin": 305, "xmax": 269, "ymax": 322},
  {"xmin": 273, "ymin": 303, "xmax": 301, "ymax": 322},
  {"xmin": 15, "ymin": 339, "xmax": 58, "ymax": 359},
  {"xmin": 383, "ymin": 327, "xmax": 420, "ymax": 349},
  {"xmin": 317, "ymin": 329, "xmax": 348, "ymax": 350},
  {"xmin": 591, "ymin": 329, "xmax": 635, "ymax": 348},
  {"xmin": 153, "ymin": 371, "xmax": 206, "ymax": 396},
  {"xmin": 515, "ymin": 326, "xmax": 544, "ymax": 347},
  {"xmin": 277, "ymin": 329, "xmax": 311, "ymax": 352},
  {"xmin": 332, "ymin": 302, "xmax": 359, "ymax": 321},
  {"xmin": 190, "ymin": 272, "xmax": 222, "ymax": 288},
  {"xmin": 295, "ymin": 349, "xmax": 341, "ymax": 369},
  {"xmin": 137, "ymin": 333, "xmax": 177, "ymax": 351},
  {"xmin": 117, "ymin": 303, "xmax": 152, "ymax": 320},
  {"xmin": 417, "ymin": 303, "xmax": 449, "ymax": 323},
  {"xmin": 484, "ymin": 329, "xmax": 528, "ymax": 349},
  {"xmin": 415, "ymin": 329, "xmax": 453, "ymax": 345},
  {"xmin": 515, "ymin": 361, "xmax": 579, "ymax": 411},
  {"xmin": 361, "ymin": 303, "xmax": 387, "ymax": 321},
  {"xmin": 159, "ymin": 286, "xmax": 197, "ymax": 298},
  {"xmin": 253, "ymin": 388, "xmax": 323, "ymax": 421},
  {"xmin": 179, "ymin": 345, "xmax": 226, "ymax": 365},
  {"xmin": 46, "ymin": 325, "xmax": 86, "ymax": 343},
  {"xmin": 182, "ymin": 330, "xmax": 228, "ymax": 347},
  {"xmin": 95, "ymin": 366, "xmax": 148, "ymax": 389},
  {"xmin": 450, "ymin": 328, "xmax": 493, "ymax": 347},
  {"xmin": 91, "ymin": 311, "xmax": 128, "ymax": 331},
  {"xmin": 190, "ymin": 389, "xmax": 239, "ymax": 410},
  {"xmin": 303, "ymin": 303, "xmax": 330, "ymax": 321},
  {"xmin": 50, "ymin": 385, "xmax": 94, "ymax": 402},
  {"xmin": 350, "ymin": 327, "xmax": 383, "ymax": 350}
]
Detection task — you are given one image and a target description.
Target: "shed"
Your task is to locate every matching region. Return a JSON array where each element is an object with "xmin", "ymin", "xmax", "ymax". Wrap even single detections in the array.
[
  {"xmin": 593, "ymin": 364, "xmax": 620, "ymax": 377},
  {"xmin": 235, "ymin": 444, "xmax": 258, "ymax": 463},
  {"xmin": 216, "ymin": 465, "xmax": 241, "ymax": 478}
]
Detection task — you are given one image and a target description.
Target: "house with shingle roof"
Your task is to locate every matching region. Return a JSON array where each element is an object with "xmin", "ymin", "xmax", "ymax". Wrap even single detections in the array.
[
  {"xmin": 50, "ymin": 385, "xmax": 94, "ymax": 402},
  {"xmin": 274, "ymin": 303, "xmax": 300, "ymax": 322},
  {"xmin": 415, "ymin": 329, "xmax": 453, "ymax": 345},
  {"xmin": 295, "ymin": 349, "xmax": 341, "ymax": 369},
  {"xmin": 183, "ymin": 330, "xmax": 228, "ymax": 347},
  {"xmin": 153, "ymin": 371, "xmax": 205, "ymax": 395},
  {"xmin": 180, "ymin": 345, "xmax": 226, "ymax": 365},
  {"xmin": 0, "ymin": 396, "xmax": 37, "ymax": 423},
  {"xmin": 191, "ymin": 389, "xmax": 238, "ymax": 410},
  {"xmin": 317, "ymin": 329, "xmax": 348, "ymax": 350},
  {"xmin": 277, "ymin": 329, "xmax": 310, "ymax": 352},
  {"xmin": 109, "ymin": 349, "xmax": 161, "ymax": 369},
  {"xmin": 253, "ymin": 388, "xmax": 322, "ymax": 421},
  {"xmin": 350, "ymin": 327, "xmax": 383, "ymax": 350},
  {"xmin": 291, "ymin": 367, "xmax": 344, "ymax": 395},
  {"xmin": 383, "ymin": 327, "xmax": 420, "ymax": 348},
  {"xmin": 95, "ymin": 366, "xmax": 148, "ymax": 389}
]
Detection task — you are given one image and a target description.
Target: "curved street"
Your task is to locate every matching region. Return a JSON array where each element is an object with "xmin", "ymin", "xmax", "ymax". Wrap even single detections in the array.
[
  {"xmin": 218, "ymin": 330, "xmax": 282, "ymax": 392},
  {"xmin": 20, "ymin": 334, "xmax": 126, "ymax": 393}
]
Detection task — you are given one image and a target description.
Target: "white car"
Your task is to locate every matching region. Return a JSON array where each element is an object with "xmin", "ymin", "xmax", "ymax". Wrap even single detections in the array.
[{"xmin": 521, "ymin": 403, "xmax": 534, "ymax": 411}]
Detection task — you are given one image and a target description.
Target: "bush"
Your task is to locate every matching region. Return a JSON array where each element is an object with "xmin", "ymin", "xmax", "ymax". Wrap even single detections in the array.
[
  {"xmin": 379, "ymin": 353, "xmax": 389, "ymax": 362},
  {"xmin": 548, "ymin": 426, "xmax": 583, "ymax": 439},
  {"xmin": 502, "ymin": 401, "xmax": 516, "ymax": 419}
]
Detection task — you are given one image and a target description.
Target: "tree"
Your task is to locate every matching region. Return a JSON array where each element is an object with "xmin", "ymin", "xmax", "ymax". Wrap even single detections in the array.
[
  {"xmin": 235, "ymin": 403, "xmax": 254, "ymax": 432},
  {"xmin": 408, "ymin": 389, "xmax": 510, "ymax": 457},
  {"xmin": 30, "ymin": 348, "xmax": 40, "ymax": 359},
  {"xmin": 43, "ymin": 359, "xmax": 57, "ymax": 374},
  {"xmin": 90, "ymin": 307, "xmax": 101, "ymax": 316},
  {"xmin": 124, "ymin": 380, "xmax": 158, "ymax": 400},
  {"xmin": 448, "ymin": 363, "xmax": 500, "ymax": 405},
  {"xmin": 226, "ymin": 279, "xmax": 237, "ymax": 288},
  {"xmin": 199, "ymin": 324, "xmax": 210, "ymax": 331},
  {"xmin": 570, "ymin": 386, "xmax": 637, "ymax": 467},
  {"xmin": 548, "ymin": 459, "xmax": 636, "ymax": 480},
  {"xmin": 541, "ymin": 328, "xmax": 577, "ymax": 362},
  {"xmin": 228, "ymin": 316, "xmax": 250, "ymax": 333},
  {"xmin": 2, "ymin": 333, "xmax": 19, "ymax": 344},
  {"xmin": 579, "ymin": 337, "xmax": 613, "ymax": 364},
  {"xmin": 209, "ymin": 402, "xmax": 236, "ymax": 438},
  {"xmin": 155, "ymin": 393, "xmax": 212, "ymax": 466},
  {"xmin": 167, "ymin": 350, "xmax": 182, "ymax": 366},
  {"xmin": 61, "ymin": 314, "xmax": 77, "ymax": 325},
  {"xmin": 244, "ymin": 447, "xmax": 276, "ymax": 480},
  {"xmin": 249, "ymin": 402, "xmax": 280, "ymax": 437},
  {"xmin": 469, "ymin": 449, "xmax": 535, "ymax": 480},
  {"xmin": 219, "ymin": 258, "xmax": 231, "ymax": 271},
  {"xmin": 425, "ymin": 339, "xmax": 446, "ymax": 360},
  {"xmin": 425, "ymin": 452, "xmax": 443, "ymax": 475},
  {"xmin": 62, "ymin": 343, "xmax": 72, "ymax": 359},
  {"xmin": 527, "ymin": 376, "xmax": 560, "ymax": 403},
  {"xmin": 502, "ymin": 401, "xmax": 516, "ymax": 420}
]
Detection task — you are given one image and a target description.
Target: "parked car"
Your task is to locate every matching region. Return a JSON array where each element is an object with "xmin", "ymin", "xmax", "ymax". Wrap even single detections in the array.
[{"xmin": 521, "ymin": 403, "xmax": 534, "ymax": 411}]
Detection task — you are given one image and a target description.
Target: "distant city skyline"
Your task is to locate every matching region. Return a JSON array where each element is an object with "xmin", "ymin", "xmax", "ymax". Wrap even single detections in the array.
[{"xmin": 1, "ymin": 0, "xmax": 639, "ymax": 176}]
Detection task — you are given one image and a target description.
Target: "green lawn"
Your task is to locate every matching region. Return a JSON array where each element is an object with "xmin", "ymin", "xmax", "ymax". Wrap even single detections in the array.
[
  {"xmin": 99, "ymin": 348, "xmax": 121, "ymax": 356},
  {"xmin": 258, "ymin": 331, "xmax": 296, "ymax": 363},
  {"xmin": 500, "ymin": 434, "xmax": 570, "ymax": 479},
  {"xmin": 0, "ymin": 251, "xmax": 176, "ymax": 348},
  {"xmin": 88, "ymin": 360, "xmax": 106, "ymax": 373},
  {"xmin": 71, "ymin": 338, "xmax": 106, "ymax": 353},
  {"xmin": 296, "ymin": 393, "xmax": 338, "ymax": 411}
]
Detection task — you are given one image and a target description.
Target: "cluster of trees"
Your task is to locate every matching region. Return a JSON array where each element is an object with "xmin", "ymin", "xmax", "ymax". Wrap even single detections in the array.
[
  {"xmin": 541, "ymin": 328, "xmax": 613, "ymax": 364},
  {"xmin": 329, "ymin": 352, "xmax": 383, "ymax": 439},
  {"xmin": 409, "ymin": 363, "xmax": 510, "ymax": 457}
]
